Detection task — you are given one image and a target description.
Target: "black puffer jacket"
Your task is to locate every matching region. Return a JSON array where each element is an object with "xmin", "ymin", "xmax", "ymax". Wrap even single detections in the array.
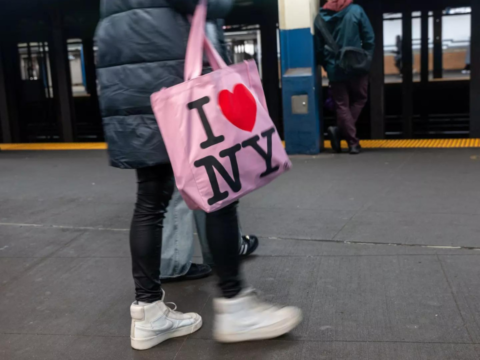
[{"xmin": 96, "ymin": 0, "xmax": 233, "ymax": 169}]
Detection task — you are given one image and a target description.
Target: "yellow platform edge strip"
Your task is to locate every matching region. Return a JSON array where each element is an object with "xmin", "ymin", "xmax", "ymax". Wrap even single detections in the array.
[
  {"xmin": 0, "ymin": 143, "xmax": 108, "ymax": 151},
  {"xmin": 324, "ymin": 139, "xmax": 480, "ymax": 149},
  {"xmin": 1, "ymin": 139, "xmax": 480, "ymax": 151}
]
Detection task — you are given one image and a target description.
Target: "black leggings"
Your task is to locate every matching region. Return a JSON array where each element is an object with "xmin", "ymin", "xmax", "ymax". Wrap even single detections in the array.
[{"xmin": 130, "ymin": 164, "xmax": 242, "ymax": 302}]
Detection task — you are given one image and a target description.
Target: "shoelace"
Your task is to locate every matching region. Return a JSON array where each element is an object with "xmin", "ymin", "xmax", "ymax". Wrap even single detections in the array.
[{"xmin": 165, "ymin": 302, "xmax": 178, "ymax": 312}]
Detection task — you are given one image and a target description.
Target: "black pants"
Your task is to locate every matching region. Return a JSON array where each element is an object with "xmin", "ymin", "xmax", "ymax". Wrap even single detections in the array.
[{"xmin": 130, "ymin": 164, "xmax": 242, "ymax": 302}]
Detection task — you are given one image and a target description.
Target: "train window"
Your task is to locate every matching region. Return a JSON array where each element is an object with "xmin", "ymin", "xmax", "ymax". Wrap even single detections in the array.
[
  {"xmin": 224, "ymin": 25, "xmax": 263, "ymax": 79},
  {"xmin": 412, "ymin": 13, "xmax": 421, "ymax": 82},
  {"xmin": 439, "ymin": 7, "xmax": 471, "ymax": 81},
  {"xmin": 17, "ymin": 42, "xmax": 53, "ymax": 99},
  {"xmin": 383, "ymin": 13, "xmax": 403, "ymax": 83},
  {"xmin": 382, "ymin": 11, "xmax": 470, "ymax": 83},
  {"xmin": 67, "ymin": 39, "xmax": 87, "ymax": 97},
  {"xmin": 384, "ymin": 8, "xmax": 471, "ymax": 83}
]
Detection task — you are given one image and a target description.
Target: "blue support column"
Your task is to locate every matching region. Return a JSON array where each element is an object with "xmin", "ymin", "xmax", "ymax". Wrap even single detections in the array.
[{"xmin": 279, "ymin": 21, "xmax": 321, "ymax": 154}]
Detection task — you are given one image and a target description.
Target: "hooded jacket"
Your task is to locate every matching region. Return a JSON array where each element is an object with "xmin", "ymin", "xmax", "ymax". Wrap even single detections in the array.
[{"xmin": 315, "ymin": 3, "xmax": 375, "ymax": 82}]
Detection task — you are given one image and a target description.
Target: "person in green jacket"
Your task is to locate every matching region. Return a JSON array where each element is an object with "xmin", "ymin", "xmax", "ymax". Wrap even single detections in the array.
[{"xmin": 315, "ymin": 0, "xmax": 375, "ymax": 154}]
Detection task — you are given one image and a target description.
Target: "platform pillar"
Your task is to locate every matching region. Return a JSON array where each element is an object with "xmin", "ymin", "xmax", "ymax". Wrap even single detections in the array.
[{"xmin": 278, "ymin": 0, "xmax": 321, "ymax": 154}]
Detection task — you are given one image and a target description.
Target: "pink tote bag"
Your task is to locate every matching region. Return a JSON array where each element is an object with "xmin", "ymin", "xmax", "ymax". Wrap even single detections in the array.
[{"xmin": 151, "ymin": 0, "xmax": 291, "ymax": 213}]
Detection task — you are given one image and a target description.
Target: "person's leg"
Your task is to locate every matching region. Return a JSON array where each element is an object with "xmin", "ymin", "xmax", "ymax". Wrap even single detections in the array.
[
  {"xmin": 206, "ymin": 202, "xmax": 302, "ymax": 343},
  {"xmin": 161, "ymin": 190, "xmax": 212, "ymax": 282},
  {"xmin": 331, "ymin": 81, "xmax": 357, "ymax": 147},
  {"xmin": 160, "ymin": 186, "xmax": 195, "ymax": 279},
  {"xmin": 349, "ymin": 75, "xmax": 369, "ymax": 123},
  {"xmin": 130, "ymin": 165, "xmax": 174, "ymax": 302},
  {"xmin": 194, "ymin": 210, "xmax": 215, "ymax": 266},
  {"xmin": 205, "ymin": 202, "xmax": 242, "ymax": 298},
  {"xmin": 196, "ymin": 209, "xmax": 257, "ymax": 266},
  {"xmin": 129, "ymin": 165, "xmax": 202, "ymax": 350},
  {"xmin": 346, "ymin": 75, "xmax": 368, "ymax": 153}
]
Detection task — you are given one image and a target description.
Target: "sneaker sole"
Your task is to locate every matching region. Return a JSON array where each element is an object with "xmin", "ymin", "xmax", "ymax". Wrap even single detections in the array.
[
  {"xmin": 131, "ymin": 317, "xmax": 202, "ymax": 350},
  {"xmin": 213, "ymin": 312, "xmax": 302, "ymax": 343}
]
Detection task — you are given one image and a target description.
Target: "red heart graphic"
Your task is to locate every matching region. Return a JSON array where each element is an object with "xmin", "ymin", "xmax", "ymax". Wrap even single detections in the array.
[{"xmin": 218, "ymin": 84, "xmax": 257, "ymax": 132}]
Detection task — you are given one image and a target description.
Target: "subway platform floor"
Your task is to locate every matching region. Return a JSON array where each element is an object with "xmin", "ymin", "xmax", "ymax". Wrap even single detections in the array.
[{"xmin": 1, "ymin": 148, "xmax": 480, "ymax": 360}]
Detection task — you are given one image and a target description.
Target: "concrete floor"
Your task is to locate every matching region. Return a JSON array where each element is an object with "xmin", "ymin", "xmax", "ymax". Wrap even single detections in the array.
[{"xmin": 1, "ymin": 148, "xmax": 480, "ymax": 360}]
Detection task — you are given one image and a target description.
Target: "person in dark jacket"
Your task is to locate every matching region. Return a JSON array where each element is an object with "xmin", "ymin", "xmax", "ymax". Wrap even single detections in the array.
[
  {"xmin": 95, "ymin": 0, "xmax": 301, "ymax": 349},
  {"xmin": 315, "ymin": 0, "xmax": 375, "ymax": 154}
]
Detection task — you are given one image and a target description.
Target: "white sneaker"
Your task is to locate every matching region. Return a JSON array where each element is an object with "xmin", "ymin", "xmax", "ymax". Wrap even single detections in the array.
[
  {"xmin": 213, "ymin": 289, "xmax": 302, "ymax": 343},
  {"xmin": 130, "ymin": 295, "xmax": 202, "ymax": 350}
]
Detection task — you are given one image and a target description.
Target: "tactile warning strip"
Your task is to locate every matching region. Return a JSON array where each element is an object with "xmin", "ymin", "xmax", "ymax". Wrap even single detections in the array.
[
  {"xmin": 1, "ymin": 139, "xmax": 480, "ymax": 151},
  {"xmin": 324, "ymin": 139, "xmax": 480, "ymax": 149},
  {"xmin": 0, "ymin": 143, "xmax": 108, "ymax": 151}
]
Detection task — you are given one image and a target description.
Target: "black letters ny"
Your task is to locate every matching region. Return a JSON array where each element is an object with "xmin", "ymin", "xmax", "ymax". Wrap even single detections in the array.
[{"xmin": 188, "ymin": 97, "xmax": 280, "ymax": 206}]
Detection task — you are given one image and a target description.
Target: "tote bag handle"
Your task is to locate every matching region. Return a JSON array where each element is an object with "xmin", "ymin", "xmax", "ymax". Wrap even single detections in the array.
[{"xmin": 184, "ymin": 0, "xmax": 228, "ymax": 82}]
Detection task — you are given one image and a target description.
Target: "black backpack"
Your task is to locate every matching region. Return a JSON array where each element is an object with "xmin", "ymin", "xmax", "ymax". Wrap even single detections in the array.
[{"xmin": 315, "ymin": 14, "xmax": 372, "ymax": 76}]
